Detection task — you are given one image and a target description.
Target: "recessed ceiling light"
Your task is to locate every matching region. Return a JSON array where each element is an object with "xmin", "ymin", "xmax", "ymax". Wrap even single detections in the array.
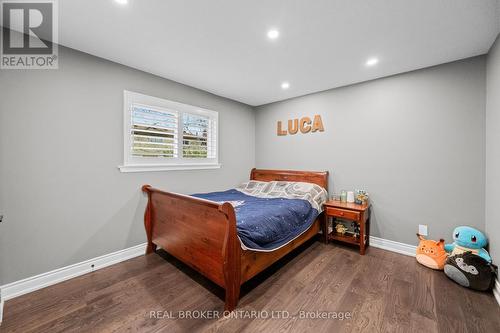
[
  {"xmin": 281, "ymin": 82, "xmax": 290, "ymax": 90},
  {"xmin": 267, "ymin": 29, "xmax": 280, "ymax": 40},
  {"xmin": 365, "ymin": 57, "xmax": 379, "ymax": 67},
  {"xmin": 114, "ymin": 0, "xmax": 128, "ymax": 5}
]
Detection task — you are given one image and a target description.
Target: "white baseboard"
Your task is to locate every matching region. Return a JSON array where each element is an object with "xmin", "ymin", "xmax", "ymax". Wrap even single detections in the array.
[
  {"xmin": 0, "ymin": 293, "xmax": 3, "ymax": 324},
  {"xmin": 369, "ymin": 236, "xmax": 417, "ymax": 257},
  {"xmin": 0, "ymin": 243, "xmax": 147, "ymax": 302},
  {"xmin": 494, "ymin": 279, "xmax": 500, "ymax": 307}
]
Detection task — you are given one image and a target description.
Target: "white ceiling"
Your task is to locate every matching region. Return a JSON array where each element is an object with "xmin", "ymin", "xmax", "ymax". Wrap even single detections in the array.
[{"xmin": 57, "ymin": 0, "xmax": 499, "ymax": 106}]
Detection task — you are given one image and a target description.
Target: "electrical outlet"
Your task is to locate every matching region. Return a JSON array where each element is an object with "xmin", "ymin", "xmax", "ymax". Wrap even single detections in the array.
[{"xmin": 418, "ymin": 224, "xmax": 428, "ymax": 236}]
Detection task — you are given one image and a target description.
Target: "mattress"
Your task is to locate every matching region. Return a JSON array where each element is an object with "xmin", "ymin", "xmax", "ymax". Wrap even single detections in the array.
[{"xmin": 192, "ymin": 181, "xmax": 328, "ymax": 251}]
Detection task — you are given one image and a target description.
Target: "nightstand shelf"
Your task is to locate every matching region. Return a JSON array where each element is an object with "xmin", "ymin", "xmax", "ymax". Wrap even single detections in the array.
[
  {"xmin": 322, "ymin": 200, "xmax": 371, "ymax": 254},
  {"xmin": 328, "ymin": 231, "xmax": 360, "ymax": 245}
]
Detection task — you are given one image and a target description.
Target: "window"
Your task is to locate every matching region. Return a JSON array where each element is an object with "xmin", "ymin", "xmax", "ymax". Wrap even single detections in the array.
[{"xmin": 119, "ymin": 91, "xmax": 219, "ymax": 172}]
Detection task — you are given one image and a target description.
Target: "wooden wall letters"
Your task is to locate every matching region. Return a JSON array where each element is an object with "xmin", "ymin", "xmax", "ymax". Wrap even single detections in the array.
[{"xmin": 277, "ymin": 115, "xmax": 324, "ymax": 136}]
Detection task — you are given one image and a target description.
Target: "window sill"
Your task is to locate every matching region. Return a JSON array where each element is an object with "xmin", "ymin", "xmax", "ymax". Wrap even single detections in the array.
[{"xmin": 118, "ymin": 163, "xmax": 222, "ymax": 173}]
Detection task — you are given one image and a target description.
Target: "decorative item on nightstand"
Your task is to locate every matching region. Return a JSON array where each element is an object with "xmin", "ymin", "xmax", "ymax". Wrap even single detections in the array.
[
  {"xmin": 351, "ymin": 222, "xmax": 360, "ymax": 238},
  {"xmin": 335, "ymin": 222, "xmax": 348, "ymax": 235},
  {"xmin": 331, "ymin": 193, "xmax": 341, "ymax": 201},
  {"xmin": 340, "ymin": 190, "xmax": 347, "ymax": 203},
  {"xmin": 355, "ymin": 189, "xmax": 369, "ymax": 205},
  {"xmin": 346, "ymin": 191, "xmax": 355, "ymax": 203}
]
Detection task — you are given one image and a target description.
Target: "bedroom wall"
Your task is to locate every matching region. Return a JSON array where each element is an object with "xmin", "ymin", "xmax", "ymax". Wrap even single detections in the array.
[
  {"xmin": 0, "ymin": 46, "xmax": 255, "ymax": 284},
  {"xmin": 486, "ymin": 34, "xmax": 500, "ymax": 263},
  {"xmin": 255, "ymin": 56, "xmax": 486, "ymax": 246}
]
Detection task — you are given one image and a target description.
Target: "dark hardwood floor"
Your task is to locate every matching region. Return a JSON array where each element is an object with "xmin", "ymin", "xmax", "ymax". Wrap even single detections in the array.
[{"xmin": 2, "ymin": 240, "xmax": 499, "ymax": 333}]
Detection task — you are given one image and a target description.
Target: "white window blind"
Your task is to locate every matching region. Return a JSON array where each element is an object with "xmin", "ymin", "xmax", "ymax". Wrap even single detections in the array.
[
  {"xmin": 182, "ymin": 113, "xmax": 217, "ymax": 159},
  {"xmin": 120, "ymin": 91, "xmax": 220, "ymax": 172},
  {"xmin": 132, "ymin": 105, "xmax": 178, "ymax": 158}
]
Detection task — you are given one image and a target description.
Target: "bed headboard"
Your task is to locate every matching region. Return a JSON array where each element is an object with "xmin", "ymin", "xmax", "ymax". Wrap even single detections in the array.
[{"xmin": 250, "ymin": 168, "xmax": 329, "ymax": 189}]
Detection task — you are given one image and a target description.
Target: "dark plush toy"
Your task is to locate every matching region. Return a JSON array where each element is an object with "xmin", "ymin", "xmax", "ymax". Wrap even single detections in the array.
[{"xmin": 444, "ymin": 252, "xmax": 497, "ymax": 291}]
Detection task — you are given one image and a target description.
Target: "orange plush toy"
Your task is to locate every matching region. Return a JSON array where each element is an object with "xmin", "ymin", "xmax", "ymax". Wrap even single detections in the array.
[{"xmin": 416, "ymin": 234, "xmax": 448, "ymax": 270}]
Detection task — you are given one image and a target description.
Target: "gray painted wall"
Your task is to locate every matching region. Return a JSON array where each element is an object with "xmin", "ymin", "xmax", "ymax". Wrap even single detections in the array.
[
  {"xmin": 255, "ymin": 57, "xmax": 486, "ymax": 246},
  {"xmin": 0, "ymin": 46, "xmax": 255, "ymax": 284},
  {"xmin": 486, "ymin": 35, "xmax": 500, "ymax": 263}
]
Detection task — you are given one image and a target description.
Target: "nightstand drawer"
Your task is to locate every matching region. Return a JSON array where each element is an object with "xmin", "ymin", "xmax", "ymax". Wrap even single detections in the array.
[{"xmin": 326, "ymin": 207, "xmax": 360, "ymax": 221}]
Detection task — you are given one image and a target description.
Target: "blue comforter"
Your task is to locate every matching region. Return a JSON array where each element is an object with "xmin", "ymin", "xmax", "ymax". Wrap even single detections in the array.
[{"xmin": 192, "ymin": 189, "xmax": 319, "ymax": 251}]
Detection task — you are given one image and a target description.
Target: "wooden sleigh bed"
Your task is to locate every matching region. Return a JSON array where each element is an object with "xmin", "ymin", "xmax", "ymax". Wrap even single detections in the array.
[{"xmin": 142, "ymin": 168, "xmax": 328, "ymax": 311}]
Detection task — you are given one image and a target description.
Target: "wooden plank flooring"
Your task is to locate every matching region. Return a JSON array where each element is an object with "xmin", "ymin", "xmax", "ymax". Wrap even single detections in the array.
[{"xmin": 1, "ymin": 240, "xmax": 499, "ymax": 333}]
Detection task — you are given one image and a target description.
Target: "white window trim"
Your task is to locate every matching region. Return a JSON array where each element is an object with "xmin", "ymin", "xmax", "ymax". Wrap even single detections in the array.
[{"xmin": 119, "ymin": 91, "xmax": 221, "ymax": 173}]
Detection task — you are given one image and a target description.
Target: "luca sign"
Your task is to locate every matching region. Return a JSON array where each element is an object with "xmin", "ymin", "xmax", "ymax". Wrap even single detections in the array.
[
  {"xmin": 277, "ymin": 115, "xmax": 324, "ymax": 136},
  {"xmin": 1, "ymin": 0, "xmax": 58, "ymax": 69}
]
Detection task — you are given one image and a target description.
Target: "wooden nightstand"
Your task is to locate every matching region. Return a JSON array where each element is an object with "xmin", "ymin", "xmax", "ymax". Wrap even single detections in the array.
[{"xmin": 322, "ymin": 201, "xmax": 371, "ymax": 255}]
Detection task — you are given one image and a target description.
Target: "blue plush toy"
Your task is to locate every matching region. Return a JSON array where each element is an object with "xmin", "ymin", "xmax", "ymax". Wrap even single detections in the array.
[{"xmin": 444, "ymin": 226, "xmax": 491, "ymax": 263}]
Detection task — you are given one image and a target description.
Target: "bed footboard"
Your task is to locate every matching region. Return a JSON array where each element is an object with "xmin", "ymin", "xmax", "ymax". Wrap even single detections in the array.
[{"xmin": 142, "ymin": 185, "xmax": 241, "ymax": 311}]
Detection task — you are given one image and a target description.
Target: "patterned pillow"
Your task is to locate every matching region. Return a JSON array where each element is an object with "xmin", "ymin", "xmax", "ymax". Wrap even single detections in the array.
[{"xmin": 236, "ymin": 180, "xmax": 328, "ymax": 212}]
